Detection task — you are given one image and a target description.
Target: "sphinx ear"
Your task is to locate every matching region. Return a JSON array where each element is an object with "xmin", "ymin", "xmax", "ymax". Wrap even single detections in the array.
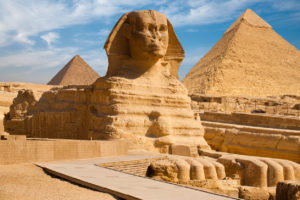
[
  {"xmin": 164, "ymin": 19, "xmax": 185, "ymax": 79},
  {"xmin": 122, "ymin": 23, "xmax": 131, "ymax": 39}
]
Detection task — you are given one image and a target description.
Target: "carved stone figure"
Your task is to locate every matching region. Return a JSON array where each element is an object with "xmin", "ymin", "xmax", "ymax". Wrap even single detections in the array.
[
  {"xmin": 89, "ymin": 10, "xmax": 209, "ymax": 151},
  {"xmin": 4, "ymin": 10, "xmax": 210, "ymax": 152}
]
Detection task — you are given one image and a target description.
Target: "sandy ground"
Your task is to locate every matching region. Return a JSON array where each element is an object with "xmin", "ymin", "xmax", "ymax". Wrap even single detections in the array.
[{"xmin": 0, "ymin": 163, "xmax": 118, "ymax": 200}]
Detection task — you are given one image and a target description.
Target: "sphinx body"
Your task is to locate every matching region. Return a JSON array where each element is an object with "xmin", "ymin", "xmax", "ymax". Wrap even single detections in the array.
[
  {"xmin": 4, "ymin": 10, "xmax": 210, "ymax": 152},
  {"xmin": 88, "ymin": 10, "xmax": 209, "ymax": 151}
]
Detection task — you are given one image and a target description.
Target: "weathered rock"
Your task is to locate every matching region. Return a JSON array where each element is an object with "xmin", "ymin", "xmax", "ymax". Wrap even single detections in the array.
[
  {"xmin": 148, "ymin": 154, "xmax": 300, "ymax": 198},
  {"xmin": 192, "ymin": 179, "xmax": 239, "ymax": 198},
  {"xmin": 148, "ymin": 155, "xmax": 225, "ymax": 183},
  {"xmin": 212, "ymin": 151, "xmax": 300, "ymax": 187},
  {"xmin": 239, "ymin": 186, "xmax": 270, "ymax": 200},
  {"xmin": 201, "ymin": 113, "xmax": 300, "ymax": 162},
  {"xmin": 0, "ymin": 82, "xmax": 54, "ymax": 135},
  {"xmin": 276, "ymin": 180, "xmax": 300, "ymax": 200}
]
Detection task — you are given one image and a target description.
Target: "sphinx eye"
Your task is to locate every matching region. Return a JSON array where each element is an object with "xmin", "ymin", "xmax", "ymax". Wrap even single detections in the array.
[
  {"xmin": 148, "ymin": 24, "xmax": 156, "ymax": 31},
  {"xmin": 159, "ymin": 25, "xmax": 167, "ymax": 31},
  {"xmin": 136, "ymin": 23, "xmax": 146, "ymax": 31}
]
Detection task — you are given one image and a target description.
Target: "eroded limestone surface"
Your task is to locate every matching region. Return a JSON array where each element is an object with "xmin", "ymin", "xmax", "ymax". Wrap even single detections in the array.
[
  {"xmin": 276, "ymin": 180, "xmax": 300, "ymax": 200},
  {"xmin": 148, "ymin": 152, "xmax": 300, "ymax": 198}
]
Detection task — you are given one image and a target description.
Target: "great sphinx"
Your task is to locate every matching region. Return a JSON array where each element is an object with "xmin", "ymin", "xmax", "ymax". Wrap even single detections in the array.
[
  {"xmin": 4, "ymin": 10, "xmax": 210, "ymax": 152},
  {"xmin": 4, "ymin": 10, "xmax": 300, "ymax": 194}
]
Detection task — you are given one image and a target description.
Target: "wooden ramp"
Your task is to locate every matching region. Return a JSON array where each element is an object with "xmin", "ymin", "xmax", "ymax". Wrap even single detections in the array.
[{"xmin": 37, "ymin": 155, "xmax": 238, "ymax": 200}]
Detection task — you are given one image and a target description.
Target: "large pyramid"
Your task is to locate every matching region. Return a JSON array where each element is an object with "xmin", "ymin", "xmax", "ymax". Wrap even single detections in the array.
[
  {"xmin": 182, "ymin": 9, "xmax": 300, "ymax": 97},
  {"xmin": 48, "ymin": 55, "xmax": 100, "ymax": 85}
]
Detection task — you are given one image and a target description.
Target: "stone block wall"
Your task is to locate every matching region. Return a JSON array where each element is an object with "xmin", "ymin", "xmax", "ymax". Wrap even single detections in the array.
[
  {"xmin": 202, "ymin": 123, "xmax": 300, "ymax": 162},
  {"xmin": 0, "ymin": 139, "xmax": 128, "ymax": 165},
  {"xmin": 200, "ymin": 112, "xmax": 300, "ymax": 130}
]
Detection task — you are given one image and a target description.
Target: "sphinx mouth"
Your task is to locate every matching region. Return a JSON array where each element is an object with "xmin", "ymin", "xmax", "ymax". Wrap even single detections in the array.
[{"xmin": 149, "ymin": 44, "xmax": 161, "ymax": 50}]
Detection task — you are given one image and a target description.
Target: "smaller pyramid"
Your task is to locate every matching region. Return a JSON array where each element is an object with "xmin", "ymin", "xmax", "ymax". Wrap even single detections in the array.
[{"xmin": 48, "ymin": 55, "xmax": 100, "ymax": 85}]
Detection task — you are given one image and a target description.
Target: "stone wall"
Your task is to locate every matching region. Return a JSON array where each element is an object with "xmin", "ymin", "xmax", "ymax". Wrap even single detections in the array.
[
  {"xmin": 200, "ymin": 112, "xmax": 300, "ymax": 130},
  {"xmin": 4, "ymin": 86, "xmax": 92, "ymax": 139},
  {"xmin": 0, "ymin": 139, "xmax": 128, "ymax": 165},
  {"xmin": 200, "ymin": 112, "xmax": 300, "ymax": 162}
]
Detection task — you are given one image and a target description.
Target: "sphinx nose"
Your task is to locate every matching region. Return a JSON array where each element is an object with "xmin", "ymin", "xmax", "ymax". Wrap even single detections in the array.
[
  {"xmin": 151, "ymin": 32, "xmax": 157, "ymax": 39},
  {"xmin": 152, "ymin": 32, "xmax": 161, "ymax": 40}
]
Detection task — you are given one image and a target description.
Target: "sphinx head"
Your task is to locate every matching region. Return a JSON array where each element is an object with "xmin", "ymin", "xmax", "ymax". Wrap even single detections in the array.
[
  {"xmin": 125, "ymin": 10, "xmax": 169, "ymax": 60},
  {"xmin": 104, "ymin": 10, "xmax": 184, "ymax": 78}
]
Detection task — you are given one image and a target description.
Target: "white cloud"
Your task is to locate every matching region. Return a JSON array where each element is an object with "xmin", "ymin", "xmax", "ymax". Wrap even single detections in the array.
[
  {"xmin": 98, "ymin": 28, "xmax": 110, "ymax": 37},
  {"xmin": 160, "ymin": 0, "xmax": 262, "ymax": 26},
  {"xmin": 271, "ymin": 0, "xmax": 300, "ymax": 11},
  {"xmin": 15, "ymin": 33, "xmax": 35, "ymax": 45},
  {"xmin": 1, "ymin": 0, "xmax": 298, "ymax": 48},
  {"xmin": 0, "ymin": 47, "xmax": 78, "ymax": 70},
  {"xmin": 0, "ymin": 0, "xmax": 153, "ymax": 47},
  {"xmin": 81, "ymin": 50, "xmax": 108, "ymax": 76},
  {"xmin": 41, "ymin": 32, "xmax": 60, "ymax": 46}
]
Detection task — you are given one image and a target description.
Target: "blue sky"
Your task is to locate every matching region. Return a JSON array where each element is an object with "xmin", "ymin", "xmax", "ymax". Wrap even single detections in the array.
[{"xmin": 0, "ymin": 0, "xmax": 299, "ymax": 84}]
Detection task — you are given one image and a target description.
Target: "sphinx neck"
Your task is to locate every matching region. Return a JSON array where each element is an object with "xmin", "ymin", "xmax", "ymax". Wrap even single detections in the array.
[{"xmin": 125, "ymin": 57, "xmax": 166, "ymax": 76}]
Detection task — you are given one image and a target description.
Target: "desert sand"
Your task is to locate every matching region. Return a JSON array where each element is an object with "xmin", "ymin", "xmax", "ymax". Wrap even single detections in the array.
[{"xmin": 0, "ymin": 164, "xmax": 117, "ymax": 200}]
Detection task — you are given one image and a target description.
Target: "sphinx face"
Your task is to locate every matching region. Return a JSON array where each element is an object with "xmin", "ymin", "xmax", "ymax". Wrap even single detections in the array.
[{"xmin": 128, "ymin": 11, "xmax": 169, "ymax": 59}]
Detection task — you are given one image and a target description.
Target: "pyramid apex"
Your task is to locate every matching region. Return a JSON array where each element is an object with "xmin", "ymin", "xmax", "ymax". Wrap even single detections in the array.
[
  {"xmin": 47, "ymin": 54, "xmax": 100, "ymax": 85},
  {"xmin": 73, "ymin": 54, "xmax": 82, "ymax": 59},
  {"xmin": 225, "ymin": 8, "xmax": 272, "ymax": 33}
]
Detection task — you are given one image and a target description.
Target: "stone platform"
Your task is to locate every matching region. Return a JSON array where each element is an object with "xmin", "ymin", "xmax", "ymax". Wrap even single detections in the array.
[
  {"xmin": 0, "ymin": 138, "xmax": 128, "ymax": 165},
  {"xmin": 37, "ymin": 154, "xmax": 237, "ymax": 200}
]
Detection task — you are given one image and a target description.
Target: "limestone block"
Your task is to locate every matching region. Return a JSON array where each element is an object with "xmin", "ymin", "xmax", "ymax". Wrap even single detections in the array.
[
  {"xmin": 149, "ymin": 158, "xmax": 179, "ymax": 182},
  {"xmin": 276, "ymin": 180, "xmax": 300, "ymax": 200},
  {"xmin": 0, "ymin": 112, "xmax": 4, "ymax": 133},
  {"xmin": 0, "ymin": 139, "xmax": 128, "ymax": 165},
  {"xmin": 239, "ymin": 186, "xmax": 270, "ymax": 200},
  {"xmin": 203, "ymin": 122, "xmax": 300, "ymax": 162},
  {"xmin": 191, "ymin": 179, "xmax": 239, "ymax": 198},
  {"xmin": 203, "ymin": 127, "xmax": 225, "ymax": 151},
  {"xmin": 185, "ymin": 159, "xmax": 205, "ymax": 181},
  {"xmin": 0, "ymin": 134, "xmax": 26, "ymax": 141},
  {"xmin": 171, "ymin": 145, "xmax": 191, "ymax": 157},
  {"xmin": 217, "ymin": 155, "xmax": 244, "ymax": 182},
  {"xmin": 211, "ymin": 151, "xmax": 300, "ymax": 188},
  {"xmin": 174, "ymin": 158, "xmax": 190, "ymax": 182},
  {"xmin": 211, "ymin": 160, "xmax": 226, "ymax": 179},
  {"xmin": 236, "ymin": 158, "xmax": 268, "ymax": 187},
  {"xmin": 260, "ymin": 159, "xmax": 284, "ymax": 186},
  {"xmin": 170, "ymin": 144, "xmax": 198, "ymax": 157},
  {"xmin": 149, "ymin": 156, "xmax": 225, "ymax": 182},
  {"xmin": 276, "ymin": 160, "xmax": 296, "ymax": 180}
]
